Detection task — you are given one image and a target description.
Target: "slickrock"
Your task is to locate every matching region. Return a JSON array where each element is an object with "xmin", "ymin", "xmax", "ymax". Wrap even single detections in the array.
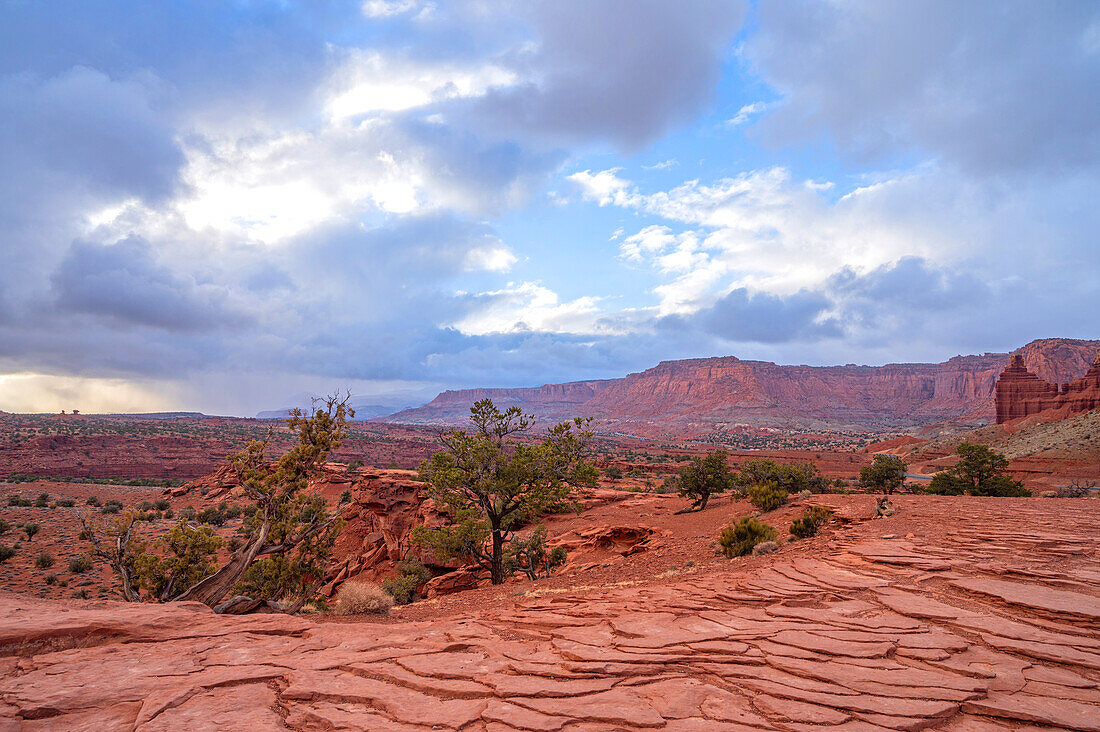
[{"xmin": 2, "ymin": 496, "xmax": 1099, "ymax": 730}]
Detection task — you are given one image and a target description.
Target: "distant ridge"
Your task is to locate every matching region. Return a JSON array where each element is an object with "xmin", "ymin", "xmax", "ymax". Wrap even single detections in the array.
[{"xmin": 382, "ymin": 338, "xmax": 1100, "ymax": 435}]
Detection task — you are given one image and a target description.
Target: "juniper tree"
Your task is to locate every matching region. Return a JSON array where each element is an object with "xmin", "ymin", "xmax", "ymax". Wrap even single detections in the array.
[
  {"xmin": 859, "ymin": 454, "xmax": 907, "ymax": 495},
  {"xmin": 675, "ymin": 449, "xmax": 734, "ymax": 513},
  {"xmin": 414, "ymin": 399, "xmax": 596, "ymax": 585}
]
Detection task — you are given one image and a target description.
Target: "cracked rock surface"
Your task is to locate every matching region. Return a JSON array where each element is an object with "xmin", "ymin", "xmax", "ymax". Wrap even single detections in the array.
[{"xmin": 1, "ymin": 496, "xmax": 1098, "ymax": 731}]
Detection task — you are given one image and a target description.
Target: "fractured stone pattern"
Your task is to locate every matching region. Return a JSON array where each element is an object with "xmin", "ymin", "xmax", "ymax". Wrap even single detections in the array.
[{"xmin": 1, "ymin": 497, "xmax": 1098, "ymax": 731}]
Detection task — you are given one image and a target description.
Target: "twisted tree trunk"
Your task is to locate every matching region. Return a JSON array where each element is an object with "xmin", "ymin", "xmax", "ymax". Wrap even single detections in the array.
[{"xmin": 174, "ymin": 520, "xmax": 270, "ymax": 607}]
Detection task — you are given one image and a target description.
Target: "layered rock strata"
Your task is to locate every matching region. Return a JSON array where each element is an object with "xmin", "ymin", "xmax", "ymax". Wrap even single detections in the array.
[
  {"xmin": 388, "ymin": 338, "xmax": 1100, "ymax": 431},
  {"xmin": 996, "ymin": 350, "xmax": 1100, "ymax": 423}
]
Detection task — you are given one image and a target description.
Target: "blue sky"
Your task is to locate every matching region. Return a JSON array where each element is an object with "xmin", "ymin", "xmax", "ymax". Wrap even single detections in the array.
[{"xmin": 1, "ymin": 0, "xmax": 1098, "ymax": 414}]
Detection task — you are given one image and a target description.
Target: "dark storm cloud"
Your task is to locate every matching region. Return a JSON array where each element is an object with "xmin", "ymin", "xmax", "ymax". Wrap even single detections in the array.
[
  {"xmin": 829, "ymin": 256, "xmax": 988, "ymax": 313},
  {"xmin": 660, "ymin": 288, "xmax": 841, "ymax": 345},
  {"xmin": 51, "ymin": 237, "xmax": 248, "ymax": 332},
  {"xmin": 0, "ymin": 67, "xmax": 182, "ymax": 203},
  {"xmin": 748, "ymin": 0, "xmax": 1100, "ymax": 175},
  {"xmin": 471, "ymin": 0, "xmax": 748, "ymax": 149}
]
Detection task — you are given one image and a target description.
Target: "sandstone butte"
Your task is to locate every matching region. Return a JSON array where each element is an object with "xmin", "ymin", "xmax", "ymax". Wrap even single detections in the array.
[
  {"xmin": 995, "ymin": 350, "xmax": 1100, "ymax": 424},
  {"xmin": 2, "ymin": 494, "xmax": 1100, "ymax": 731},
  {"xmin": 384, "ymin": 338, "xmax": 1100, "ymax": 433}
]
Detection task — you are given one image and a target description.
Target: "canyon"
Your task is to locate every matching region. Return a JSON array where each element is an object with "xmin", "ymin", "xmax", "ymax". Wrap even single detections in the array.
[{"xmin": 386, "ymin": 338, "xmax": 1100, "ymax": 434}]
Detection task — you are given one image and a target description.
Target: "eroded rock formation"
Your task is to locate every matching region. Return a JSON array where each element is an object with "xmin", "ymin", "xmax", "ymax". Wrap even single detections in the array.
[
  {"xmin": 388, "ymin": 338, "xmax": 1100, "ymax": 431},
  {"xmin": 995, "ymin": 350, "xmax": 1100, "ymax": 423},
  {"xmin": 3, "ymin": 495, "xmax": 1099, "ymax": 730}
]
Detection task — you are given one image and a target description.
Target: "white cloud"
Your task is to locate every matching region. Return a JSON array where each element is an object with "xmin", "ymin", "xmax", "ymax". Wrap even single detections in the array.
[
  {"xmin": 573, "ymin": 163, "xmax": 1034, "ymax": 319},
  {"xmin": 452, "ymin": 282, "xmax": 608, "ymax": 336},
  {"xmin": 325, "ymin": 51, "xmax": 517, "ymax": 119},
  {"xmin": 362, "ymin": 0, "xmax": 421, "ymax": 18},
  {"xmin": 566, "ymin": 168, "xmax": 637, "ymax": 207},
  {"xmin": 643, "ymin": 159, "xmax": 678, "ymax": 170},
  {"xmin": 463, "ymin": 243, "xmax": 518, "ymax": 272},
  {"xmin": 726, "ymin": 101, "xmax": 768, "ymax": 126}
]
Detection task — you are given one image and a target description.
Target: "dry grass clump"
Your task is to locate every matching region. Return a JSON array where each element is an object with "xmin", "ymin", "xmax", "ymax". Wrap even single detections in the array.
[{"xmin": 333, "ymin": 581, "xmax": 393, "ymax": 616}]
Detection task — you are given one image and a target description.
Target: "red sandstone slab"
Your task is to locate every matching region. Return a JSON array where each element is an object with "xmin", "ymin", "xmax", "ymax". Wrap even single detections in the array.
[
  {"xmin": 510, "ymin": 687, "xmax": 666, "ymax": 728},
  {"xmin": 962, "ymin": 692, "xmax": 1100, "ymax": 731},
  {"xmin": 951, "ymin": 577, "xmax": 1100, "ymax": 620}
]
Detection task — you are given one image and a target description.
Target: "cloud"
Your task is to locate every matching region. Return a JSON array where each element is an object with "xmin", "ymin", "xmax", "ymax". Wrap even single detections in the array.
[
  {"xmin": 470, "ymin": 0, "xmax": 748, "ymax": 149},
  {"xmin": 727, "ymin": 101, "xmax": 768, "ymax": 126},
  {"xmin": 51, "ymin": 236, "xmax": 248, "ymax": 332},
  {"xmin": 451, "ymin": 283, "xmax": 607, "ymax": 336},
  {"xmin": 669, "ymin": 287, "xmax": 841, "ymax": 344},
  {"xmin": 746, "ymin": 0, "xmax": 1100, "ymax": 175}
]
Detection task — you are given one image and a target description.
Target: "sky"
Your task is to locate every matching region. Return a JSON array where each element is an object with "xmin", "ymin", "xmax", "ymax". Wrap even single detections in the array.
[{"xmin": 1, "ymin": 0, "xmax": 1098, "ymax": 415}]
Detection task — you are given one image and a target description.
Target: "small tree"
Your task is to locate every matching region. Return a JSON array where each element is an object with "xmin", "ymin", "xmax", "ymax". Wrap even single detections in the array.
[
  {"xmin": 176, "ymin": 395, "xmax": 352, "ymax": 610},
  {"xmin": 859, "ymin": 455, "xmax": 907, "ymax": 495},
  {"xmin": 504, "ymin": 525, "xmax": 567, "ymax": 580},
  {"xmin": 23, "ymin": 522, "xmax": 40, "ymax": 541},
  {"xmin": 415, "ymin": 400, "xmax": 596, "ymax": 585},
  {"xmin": 382, "ymin": 557, "xmax": 433, "ymax": 605},
  {"xmin": 82, "ymin": 395, "xmax": 352, "ymax": 610},
  {"xmin": 928, "ymin": 442, "xmax": 1028, "ymax": 497},
  {"xmin": 675, "ymin": 449, "xmax": 734, "ymax": 513}
]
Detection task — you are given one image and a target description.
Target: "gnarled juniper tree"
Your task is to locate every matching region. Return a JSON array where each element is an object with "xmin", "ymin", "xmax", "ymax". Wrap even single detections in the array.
[{"xmin": 414, "ymin": 399, "xmax": 596, "ymax": 585}]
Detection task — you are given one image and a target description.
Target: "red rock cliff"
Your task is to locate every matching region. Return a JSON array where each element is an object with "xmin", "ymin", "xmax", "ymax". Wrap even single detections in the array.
[
  {"xmin": 995, "ymin": 350, "xmax": 1100, "ymax": 423},
  {"xmin": 387, "ymin": 338, "xmax": 1100, "ymax": 432}
]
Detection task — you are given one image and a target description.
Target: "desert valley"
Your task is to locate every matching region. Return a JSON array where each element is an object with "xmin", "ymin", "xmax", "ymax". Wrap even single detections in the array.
[{"xmin": 1, "ymin": 338, "xmax": 1099, "ymax": 730}]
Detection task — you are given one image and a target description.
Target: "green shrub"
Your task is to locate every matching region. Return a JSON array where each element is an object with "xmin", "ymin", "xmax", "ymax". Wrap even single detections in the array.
[
  {"xmin": 35, "ymin": 550, "xmax": 55, "ymax": 569},
  {"xmin": 382, "ymin": 558, "xmax": 434, "ymax": 605},
  {"xmin": 56, "ymin": 498, "xmax": 76, "ymax": 508},
  {"xmin": 8, "ymin": 495, "xmax": 32, "ymax": 507},
  {"xmin": 102, "ymin": 500, "xmax": 123, "ymax": 514},
  {"xmin": 604, "ymin": 466, "xmax": 623, "ymax": 481},
  {"xmin": 138, "ymin": 501, "xmax": 155, "ymax": 512},
  {"xmin": 154, "ymin": 498, "xmax": 170, "ymax": 511},
  {"xmin": 747, "ymin": 481, "xmax": 788, "ymax": 512},
  {"xmin": 45, "ymin": 574, "xmax": 57, "ymax": 585},
  {"xmin": 339, "ymin": 489, "xmax": 353, "ymax": 505},
  {"xmin": 719, "ymin": 517, "xmax": 778, "ymax": 558},
  {"xmin": 86, "ymin": 495, "xmax": 101, "ymax": 507},
  {"xmin": 735, "ymin": 460, "xmax": 828, "ymax": 495},
  {"xmin": 0, "ymin": 545, "xmax": 15, "ymax": 562},
  {"xmin": 69, "ymin": 555, "xmax": 94, "ymax": 573},
  {"xmin": 23, "ymin": 522, "xmax": 40, "ymax": 540},
  {"xmin": 789, "ymin": 506, "xmax": 834, "ymax": 539},
  {"xmin": 34, "ymin": 492, "xmax": 50, "ymax": 508},
  {"xmin": 657, "ymin": 475, "xmax": 680, "ymax": 494},
  {"xmin": 0, "ymin": 518, "xmax": 10, "ymax": 536}
]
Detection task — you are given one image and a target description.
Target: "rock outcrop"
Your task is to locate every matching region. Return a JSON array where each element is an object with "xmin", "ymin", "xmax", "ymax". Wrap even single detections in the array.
[
  {"xmin": 996, "ymin": 350, "xmax": 1100, "ymax": 423},
  {"xmin": 3, "ymin": 495, "xmax": 1099, "ymax": 730},
  {"xmin": 387, "ymin": 338, "xmax": 1100, "ymax": 432}
]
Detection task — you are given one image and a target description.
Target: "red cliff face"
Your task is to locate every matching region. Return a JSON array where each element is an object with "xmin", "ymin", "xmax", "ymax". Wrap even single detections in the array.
[
  {"xmin": 383, "ymin": 380, "xmax": 612, "ymax": 424},
  {"xmin": 995, "ymin": 349, "xmax": 1100, "ymax": 423},
  {"xmin": 388, "ymin": 338, "xmax": 1100, "ymax": 433}
]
